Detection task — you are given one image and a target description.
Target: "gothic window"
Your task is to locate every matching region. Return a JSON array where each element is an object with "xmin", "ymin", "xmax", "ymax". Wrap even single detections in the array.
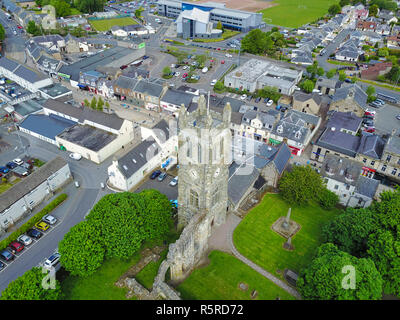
[
  {"xmin": 220, "ymin": 137, "xmax": 224, "ymax": 158},
  {"xmin": 186, "ymin": 137, "xmax": 192, "ymax": 158},
  {"xmin": 212, "ymin": 188, "xmax": 220, "ymax": 207},
  {"xmin": 198, "ymin": 143, "xmax": 202, "ymax": 163},
  {"xmin": 190, "ymin": 189, "xmax": 199, "ymax": 208}
]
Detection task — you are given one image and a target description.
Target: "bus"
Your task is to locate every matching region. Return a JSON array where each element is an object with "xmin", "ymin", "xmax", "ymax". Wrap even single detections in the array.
[{"xmin": 377, "ymin": 93, "xmax": 398, "ymax": 104}]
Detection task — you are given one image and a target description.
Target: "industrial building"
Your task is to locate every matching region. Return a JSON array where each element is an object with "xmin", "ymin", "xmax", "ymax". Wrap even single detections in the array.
[
  {"xmin": 224, "ymin": 59, "xmax": 303, "ymax": 95},
  {"xmin": 157, "ymin": 0, "xmax": 264, "ymax": 32}
]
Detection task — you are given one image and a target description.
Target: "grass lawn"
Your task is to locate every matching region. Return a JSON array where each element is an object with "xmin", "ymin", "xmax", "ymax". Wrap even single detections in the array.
[
  {"xmin": 193, "ymin": 30, "xmax": 240, "ymax": 43},
  {"xmin": 135, "ymin": 250, "xmax": 168, "ymax": 290},
  {"xmin": 0, "ymin": 178, "xmax": 21, "ymax": 195},
  {"xmin": 177, "ymin": 251, "xmax": 295, "ymax": 300},
  {"xmin": 327, "ymin": 59, "xmax": 355, "ymax": 66},
  {"xmin": 233, "ymin": 193, "xmax": 341, "ymax": 279},
  {"xmin": 61, "ymin": 253, "xmax": 141, "ymax": 300},
  {"xmin": 259, "ymin": 0, "xmax": 338, "ymax": 28},
  {"xmin": 89, "ymin": 17, "xmax": 137, "ymax": 32}
]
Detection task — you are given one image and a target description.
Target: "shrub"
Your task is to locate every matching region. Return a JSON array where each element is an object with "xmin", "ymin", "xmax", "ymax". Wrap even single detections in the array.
[{"xmin": 318, "ymin": 188, "xmax": 339, "ymax": 209}]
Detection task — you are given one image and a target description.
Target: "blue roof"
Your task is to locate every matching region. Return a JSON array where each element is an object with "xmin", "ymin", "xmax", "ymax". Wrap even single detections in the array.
[{"xmin": 20, "ymin": 114, "xmax": 76, "ymax": 141}]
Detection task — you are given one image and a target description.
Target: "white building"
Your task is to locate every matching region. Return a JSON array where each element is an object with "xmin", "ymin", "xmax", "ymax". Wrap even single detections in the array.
[
  {"xmin": 108, "ymin": 119, "xmax": 178, "ymax": 191},
  {"xmin": 224, "ymin": 59, "xmax": 302, "ymax": 95},
  {"xmin": 0, "ymin": 157, "xmax": 71, "ymax": 234}
]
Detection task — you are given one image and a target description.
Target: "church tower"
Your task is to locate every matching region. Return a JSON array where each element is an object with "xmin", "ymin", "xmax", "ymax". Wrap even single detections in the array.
[{"xmin": 177, "ymin": 95, "xmax": 232, "ymax": 230}]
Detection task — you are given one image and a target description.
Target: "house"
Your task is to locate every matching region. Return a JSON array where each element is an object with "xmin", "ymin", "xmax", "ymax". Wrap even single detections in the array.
[
  {"xmin": 269, "ymin": 110, "xmax": 321, "ymax": 156},
  {"xmin": 0, "ymin": 157, "xmax": 71, "ymax": 235},
  {"xmin": 356, "ymin": 19, "xmax": 377, "ymax": 32},
  {"xmin": 326, "ymin": 111, "xmax": 362, "ymax": 136},
  {"xmin": 160, "ymin": 88, "xmax": 194, "ymax": 114},
  {"xmin": 292, "ymin": 92, "xmax": 323, "ymax": 115},
  {"xmin": 361, "ymin": 62, "xmax": 392, "ymax": 80},
  {"xmin": 111, "ymin": 24, "xmax": 149, "ymax": 37},
  {"xmin": 329, "ymin": 84, "xmax": 368, "ymax": 117},
  {"xmin": 321, "ymin": 154, "xmax": 379, "ymax": 208},
  {"xmin": 315, "ymin": 78, "xmax": 341, "ymax": 95},
  {"xmin": 239, "ymin": 109, "xmax": 280, "ymax": 143},
  {"xmin": 387, "ymin": 33, "xmax": 400, "ymax": 48},
  {"xmin": 108, "ymin": 119, "xmax": 178, "ymax": 191},
  {"xmin": 41, "ymin": 99, "xmax": 138, "ymax": 164},
  {"xmin": 78, "ymin": 70, "xmax": 107, "ymax": 95}
]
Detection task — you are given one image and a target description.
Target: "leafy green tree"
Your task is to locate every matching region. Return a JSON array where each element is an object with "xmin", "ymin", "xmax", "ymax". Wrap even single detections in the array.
[
  {"xmin": 90, "ymin": 97, "xmax": 97, "ymax": 109},
  {"xmin": 370, "ymin": 0, "xmax": 397, "ymax": 12},
  {"xmin": 369, "ymin": 4, "xmax": 379, "ymax": 17},
  {"xmin": 322, "ymin": 207, "xmax": 377, "ymax": 257},
  {"xmin": 339, "ymin": 70, "xmax": 347, "ymax": 81},
  {"xmin": 328, "ymin": 4, "xmax": 342, "ymax": 16},
  {"xmin": 351, "ymin": 76, "xmax": 358, "ymax": 83},
  {"xmin": 386, "ymin": 65, "xmax": 400, "ymax": 83},
  {"xmin": 50, "ymin": 0, "xmax": 71, "ymax": 17},
  {"xmin": 366, "ymin": 85, "xmax": 376, "ymax": 97},
  {"xmin": 340, "ymin": 0, "xmax": 350, "ymax": 6},
  {"xmin": 105, "ymin": 101, "xmax": 110, "ymax": 112},
  {"xmin": 317, "ymin": 188, "xmax": 339, "ymax": 209},
  {"xmin": 0, "ymin": 267, "xmax": 62, "ymax": 300},
  {"xmin": 216, "ymin": 21, "xmax": 223, "ymax": 30},
  {"xmin": 162, "ymin": 66, "xmax": 171, "ymax": 76},
  {"xmin": 73, "ymin": 0, "xmax": 105, "ymax": 14},
  {"xmin": 59, "ymin": 221, "xmax": 105, "ymax": 277},
  {"xmin": 298, "ymin": 243, "xmax": 383, "ymax": 300},
  {"xmin": 378, "ymin": 47, "xmax": 389, "ymax": 57},
  {"xmin": 257, "ymin": 86, "xmax": 281, "ymax": 102},
  {"xmin": 301, "ymin": 79, "xmax": 315, "ymax": 93},
  {"xmin": 27, "ymin": 20, "xmax": 41, "ymax": 36},
  {"xmin": 83, "ymin": 98, "xmax": 90, "ymax": 107},
  {"xmin": 278, "ymin": 165, "xmax": 325, "ymax": 206},
  {"xmin": 0, "ymin": 24, "xmax": 5, "ymax": 41},
  {"xmin": 326, "ymin": 68, "xmax": 337, "ymax": 79},
  {"xmin": 213, "ymin": 80, "xmax": 225, "ymax": 92},
  {"xmin": 241, "ymin": 29, "xmax": 268, "ymax": 55},
  {"xmin": 97, "ymin": 97, "xmax": 104, "ymax": 111}
]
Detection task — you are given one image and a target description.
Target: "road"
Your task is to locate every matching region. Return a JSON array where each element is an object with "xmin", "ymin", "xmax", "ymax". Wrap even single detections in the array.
[{"xmin": 0, "ymin": 125, "xmax": 112, "ymax": 294}]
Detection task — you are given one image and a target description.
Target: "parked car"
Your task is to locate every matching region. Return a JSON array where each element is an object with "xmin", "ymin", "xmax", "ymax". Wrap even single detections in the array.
[
  {"xmin": 9, "ymin": 241, "xmax": 24, "ymax": 253},
  {"xmin": 175, "ymin": 71, "xmax": 180, "ymax": 77},
  {"xmin": 120, "ymin": 65, "xmax": 128, "ymax": 70},
  {"xmin": 210, "ymin": 79, "xmax": 217, "ymax": 86},
  {"xmin": 369, "ymin": 102, "xmax": 381, "ymax": 108},
  {"xmin": 375, "ymin": 98, "xmax": 385, "ymax": 105},
  {"xmin": 0, "ymin": 261, "xmax": 4, "ymax": 271},
  {"xmin": 225, "ymin": 53, "xmax": 232, "ymax": 58},
  {"xmin": 0, "ymin": 249, "xmax": 14, "ymax": 262},
  {"xmin": 0, "ymin": 166, "xmax": 9, "ymax": 173},
  {"xmin": 42, "ymin": 214, "xmax": 57, "ymax": 225},
  {"xmin": 266, "ymin": 100, "xmax": 274, "ymax": 107},
  {"xmin": 35, "ymin": 221, "xmax": 50, "ymax": 232},
  {"xmin": 263, "ymin": 97, "xmax": 269, "ymax": 103},
  {"xmin": 6, "ymin": 162, "xmax": 17, "ymax": 169},
  {"xmin": 44, "ymin": 252, "xmax": 61, "ymax": 269},
  {"xmin": 150, "ymin": 170, "xmax": 161, "ymax": 179},
  {"xmin": 158, "ymin": 172, "xmax": 167, "ymax": 181},
  {"xmin": 182, "ymin": 73, "xmax": 188, "ymax": 78},
  {"xmin": 364, "ymin": 127, "xmax": 375, "ymax": 133},
  {"xmin": 240, "ymin": 94, "xmax": 247, "ymax": 100},
  {"xmin": 13, "ymin": 158, "xmax": 23, "ymax": 165},
  {"xmin": 396, "ymin": 115, "xmax": 400, "ymax": 120},
  {"xmin": 169, "ymin": 176, "xmax": 178, "ymax": 186},
  {"xmin": 69, "ymin": 153, "xmax": 82, "ymax": 160},
  {"xmin": 17, "ymin": 235, "xmax": 32, "ymax": 246},
  {"xmin": 255, "ymin": 97, "xmax": 261, "ymax": 103},
  {"xmin": 27, "ymin": 228, "xmax": 42, "ymax": 239},
  {"xmin": 221, "ymin": 60, "xmax": 225, "ymax": 64}
]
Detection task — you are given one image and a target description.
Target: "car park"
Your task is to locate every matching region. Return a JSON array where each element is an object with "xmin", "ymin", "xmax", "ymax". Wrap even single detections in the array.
[
  {"xmin": 17, "ymin": 235, "xmax": 32, "ymax": 246},
  {"xmin": 158, "ymin": 172, "xmax": 167, "ymax": 181},
  {"xmin": 0, "ymin": 249, "xmax": 14, "ymax": 262},
  {"xmin": 27, "ymin": 228, "xmax": 42, "ymax": 239},
  {"xmin": 69, "ymin": 153, "xmax": 82, "ymax": 160},
  {"xmin": 9, "ymin": 241, "xmax": 24, "ymax": 253},
  {"xmin": 35, "ymin": 221, "xmax": 50, "ymax": 232},
  {"xmin": 169, "ymin": 176, "xmax": 178, "ymax": 186},
  {"xmin": 150, "ymin": 170, "xmax": 161, "ymax": 179},
  {"xmin": 42, "ymin": 214, "xmax": 57, "ymax": 225}
]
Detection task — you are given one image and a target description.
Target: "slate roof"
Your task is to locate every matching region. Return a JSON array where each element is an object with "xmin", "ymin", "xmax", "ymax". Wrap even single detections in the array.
[
  {"xmin": 331, "ymin": 84, "xmax": 368, "ymax": 110},
  {"xmin": 0, "ymin": 157, "xmax": 68, "ymax": 213},
  {"xmin": 357, "ymin": 132, "xmax": 386, "ymax": 159},
  {"xmin": 355, "ymin": 176, "xmax": 379, "ymax": 198},
  {"xmin": 228, "ymin": 162, "xmax": 260, "ymax": 206},
  {"xmin": 162, "ymin": 88, "xmax": 193, "ymax": 107},
  {"xmin": 317, "ymin": 128, "xmax": 360, "ymax": 157},
  {"xmin": 43, "ymin": 99, "xmax": 125, "ymax": 131},
  {"xmin": 321, "ymin": 154, "xmax": 362, "ymax": 186},
  {"xmin": 293, "ymin": 92, "xmax": 322, "ymax": 105},
  {"xmin": 326, "ymin": 111, "xmax": 362, "ymax": 132},
  {"xmin": 114, "ymin": 75, "xmax": 139, "ymax": 89},
  {"xmin": 116, "ymin": 137, "xmax": 161, "ymax": 178},
  {"xmin": 385, "ymin": 133, "xmax": 400, "ymax": 155},
  {"xmin": 152, "ymin": 119, "xmax": 172, "ymax": 142},
  {"xmin": 19, "ymin": 114, "xmax": 76, "ymax": 140},
  {"xmin": 242, "ymin": 110, "xmax": 276, "ymax": 130}
]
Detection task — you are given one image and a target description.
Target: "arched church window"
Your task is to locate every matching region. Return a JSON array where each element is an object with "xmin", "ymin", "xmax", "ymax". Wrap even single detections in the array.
[{"xmin": 190, "ymin": 189, "xmax": 199, "ymax": 208}]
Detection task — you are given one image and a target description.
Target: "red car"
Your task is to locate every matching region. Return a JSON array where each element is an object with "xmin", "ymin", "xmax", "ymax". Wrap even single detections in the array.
[
  {"xmin": 217, "ymin": 48, "xmax": 221, "ymax": 50},
  {"xmin": 182, "ymin": 73, "xmax": 188, "ymax": 78},
  {"xmin": 221, "ymin": 60, "xmax": 225, "ymax": 64},
  {"xmin": 364, "ymin": 127, "xmax": 375, "ymax": 133},
  {"xmin": 9, "ymin": 241, "xmax": 24, "ymax": 253},
  {"xmin": 17, "ymin": 26, "xmax": 22, "ymax": 29}
]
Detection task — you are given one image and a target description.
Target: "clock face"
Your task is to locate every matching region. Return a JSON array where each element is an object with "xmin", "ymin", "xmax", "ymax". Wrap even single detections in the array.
[{"xmin": 214, "ymin": 167, "xmax": 220, "ymax": 178}]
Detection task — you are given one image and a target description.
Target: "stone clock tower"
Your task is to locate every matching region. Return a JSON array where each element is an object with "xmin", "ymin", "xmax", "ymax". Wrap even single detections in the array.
[{"xmin": 177, "ymin": 95, "xmax": 231, "ymax": 230}]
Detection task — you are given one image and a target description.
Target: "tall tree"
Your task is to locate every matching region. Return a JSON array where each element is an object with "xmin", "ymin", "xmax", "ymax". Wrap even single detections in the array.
[
  {"xmin": 0, "ymin": 24, "xmax": 5, "ymax": 41},
  {"xmin": 241, "ymin": 29, "xmax": 268, "ymax": 55},
  {"xmin": 298, "ymin": 243, "xmax": 383, "ymax": 300},
  {"xmin": 90, "ymin": 97, "xmax": 97, "ymax": 109},
  {"xmin": 328, "ymin": 4, "xmax": 342, "ymax": 16},
  {"xmin": 369, "ymin": 4, "xmax": 379, "ymax": 17}
]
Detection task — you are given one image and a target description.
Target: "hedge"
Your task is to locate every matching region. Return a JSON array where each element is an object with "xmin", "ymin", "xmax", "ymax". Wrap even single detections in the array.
[{"xmin": 0, "ymin": 193, "xmax": 68, "ymax": 251}]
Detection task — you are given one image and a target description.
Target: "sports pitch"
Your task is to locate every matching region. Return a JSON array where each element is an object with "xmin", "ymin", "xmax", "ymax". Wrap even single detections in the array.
[
  {"xmin": 259, "ymin": 0, "xmax": 339, "ymax": 28},
  {"xmin": 89, "ymin": 17, "xmax": 138, "ymax": 32}
]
